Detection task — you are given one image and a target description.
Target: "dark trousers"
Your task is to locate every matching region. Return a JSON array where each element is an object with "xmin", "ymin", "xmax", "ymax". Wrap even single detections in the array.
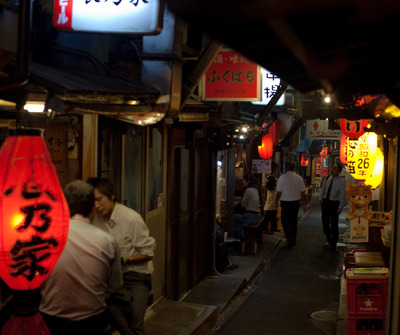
[
  {"xmin": 263, "ymin": 210, "xmax": 277, "ymax": 232},
  {"xmin": 321, "ymin": 200, "xmax": 340, "ymax": 247},
  {"xmin": 280, "ymin": 201, "xmax": 300, "ymax": 245},
  {"xmin": 41, "ymin": 310, "xmax": 107, "ymax": 335},
  {"xmin": 123, "ymin": 271, "xmax": 152, "ymax": 335}
]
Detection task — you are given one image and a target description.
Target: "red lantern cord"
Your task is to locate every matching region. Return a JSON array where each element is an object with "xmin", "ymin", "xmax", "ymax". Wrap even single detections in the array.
[{"xmin": 0, "ymin": 128, "xmax": 70, "ymax": 290}]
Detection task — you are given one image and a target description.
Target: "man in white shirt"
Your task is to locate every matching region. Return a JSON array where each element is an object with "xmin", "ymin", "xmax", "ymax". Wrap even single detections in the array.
[
  {"xmin": 319, "ymin": 164, "xmax": 347, "ymax": 251},
  {"xmin": 276, "ymin": 161, "xmax": 307, "ymax": 249},
  {"xmin": 87, "ymin": 177, "xmax": 156, "ymax": 335},
  {"xmin": 40, "ymin": 180, "xmax": 123, "ymax": 335}
]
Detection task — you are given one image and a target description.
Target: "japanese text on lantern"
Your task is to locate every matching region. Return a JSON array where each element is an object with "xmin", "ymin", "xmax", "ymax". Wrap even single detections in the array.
[
  {"xmin": 6, "ymin": 176, "xmax": 59, "ymax": 282},
  {"xmin": 347, "ymin": 132, "xmax": 377, "ymax": 182}
]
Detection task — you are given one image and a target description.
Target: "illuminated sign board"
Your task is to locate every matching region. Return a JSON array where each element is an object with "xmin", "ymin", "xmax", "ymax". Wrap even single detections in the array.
[
  {"xmin": 252, "ymin": 68, "xmax": 284, "ymax": 106},
  {"xmin": 53, "ymin": 0, "xmax": 163, "ymax": 34},
  {"xmin": 201, "ymin": 50, "xmax": 261, "ymax": 101}
]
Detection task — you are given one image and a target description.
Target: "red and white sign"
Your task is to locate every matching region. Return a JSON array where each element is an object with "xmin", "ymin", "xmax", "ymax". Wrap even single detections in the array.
[
  {"xmin": 315, "ymin": 157, "xmax": 323, "ymax": 175},
  {"xmin": 305, "ymin": 120, "xmax": 341, "ymax": 139},
  {"xmin": 53, "ymin": 0, "xmax": 163, "ymax": 34},
  {"xmin": 252, "ymin": 68, "xmax": 285, "ymax": 106},
  {"xmin": 201, "ymin": 50, "xmax": 261, "ymax": 101}
]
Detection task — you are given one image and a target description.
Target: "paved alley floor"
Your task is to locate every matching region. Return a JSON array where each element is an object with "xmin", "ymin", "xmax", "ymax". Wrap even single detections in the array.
[{"xmin": 214, "ymin": 202, "xmax": 349, "ymax": 335}]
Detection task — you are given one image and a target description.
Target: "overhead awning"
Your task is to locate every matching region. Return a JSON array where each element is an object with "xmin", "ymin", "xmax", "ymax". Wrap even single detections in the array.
[{"xmin": 29, "ymin": 62, "xmax": 160, "ymax": 113}]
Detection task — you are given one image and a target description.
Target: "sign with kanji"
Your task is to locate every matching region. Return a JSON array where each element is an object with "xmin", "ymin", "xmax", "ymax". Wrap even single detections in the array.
[
  {"xmin": 201, "ymin": 50, "xmax": 261, "ymax": 101},
  {"xmin": 315, "ymin": 157, "xmax": 323, "ymax": 176},
  {"xmin": 347, "ymin": 132, "xmax": 377, "ymax": 182},
  {"xmin": 53, "ymin": 0, "xmax": 163, "ymax": 34},
  {"xmin": 252, "ymin": 68, "xmax": 284, "ymax": 106}
]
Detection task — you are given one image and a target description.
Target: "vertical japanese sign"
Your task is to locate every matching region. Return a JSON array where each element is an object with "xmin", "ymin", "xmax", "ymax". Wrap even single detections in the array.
[
  {"xmin": 347, "ymin": 132, "xmax": 377, "ymax": 182},
  {"xmin": 252, "ymin": 68, "xmax": 284, "ymax": 105},
  {"xmin": 315, "ymin": 157, "xmax": 323, "ymax": 176},
  {"xmin": 201, "ymin": 50, "xmax": 261, "ymax": 101},
  {"xmin": 53, "ymin": 0, "xmax": 163, "ymax": 34}
]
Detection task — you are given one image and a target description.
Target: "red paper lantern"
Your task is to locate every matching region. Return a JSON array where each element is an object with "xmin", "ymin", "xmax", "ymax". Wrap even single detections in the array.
[
  {"xmin": 340, "ymin": 134, "xmax": 348, "ymax": 165},
  {"xmin": 269, "ymin": 119, "xmax": 280, "ymax": 145},
  {"xmin": 320, "ymin": 146, "xmax": 328, "ymax": 158},
  {"xmin": 300, "ymin": 153, "xmax": 308, "ymax": 166},
  {"xmin": 0, "ymin": 128, "xmax": 69, "ymax": 290},
  {"xmin": 258, "ymin": 133, "xmax": 273, "ymax": 159},
  {"xmin": 340, "ymin": 119, "xmax": 369, "ymax": 139}
]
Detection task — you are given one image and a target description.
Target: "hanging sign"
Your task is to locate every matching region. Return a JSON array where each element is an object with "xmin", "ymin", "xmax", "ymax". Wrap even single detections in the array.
[
  {"xmin": 305, "ymin": 120, "xmax": 341, "ymax": 139},
  {"xmin": 315, "ymin": 157, "xmax": 323, "ymax": 176},
  {"xmin": 53, "ymin": 0, "xmax": 164, "ymax": 34},
  {"xmin": 201, "ymin": 50, "xmax": 261, "ymax": 101},
  {"xmin": 251, "ymin": 68, "xmax": 284, "ymax": 106},
  {"xmin": 347, "ymin": 132, "xmax": 377, "ymax": 182}
]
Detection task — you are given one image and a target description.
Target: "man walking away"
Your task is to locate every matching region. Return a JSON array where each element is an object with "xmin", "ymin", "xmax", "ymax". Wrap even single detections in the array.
[
  {"xmin": 319, "ymin": 164, "xmax": 347, "ymax": 251},
  {"xmin": 276, "ymin": 161, "xmax": 307, "ymax": 249}
]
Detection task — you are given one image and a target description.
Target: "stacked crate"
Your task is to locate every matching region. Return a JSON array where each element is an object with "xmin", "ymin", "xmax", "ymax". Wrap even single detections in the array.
[{"xmin": 346, "ymin": 265, "xmax": 389, "ymax": 334}]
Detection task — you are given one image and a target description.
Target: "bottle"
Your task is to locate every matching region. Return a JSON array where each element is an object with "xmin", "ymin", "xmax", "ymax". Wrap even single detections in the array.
[{"xmin": 360, "ymin": 283, "xmax": 368, "ymax": 295}]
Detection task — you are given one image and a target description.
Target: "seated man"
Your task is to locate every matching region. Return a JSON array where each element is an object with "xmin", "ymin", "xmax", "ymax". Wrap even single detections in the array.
[{"xmin": 40, "ymin": 180, "xmax": 123, "ymax": 335}]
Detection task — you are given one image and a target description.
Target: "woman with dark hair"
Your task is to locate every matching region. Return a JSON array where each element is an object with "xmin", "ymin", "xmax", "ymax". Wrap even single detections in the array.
[
  {"xmin": 87, "ymin": 177, "xmax": 156, "ymax": 335},
  {"xmin": 234, "ymin": 173, "xmax": 260, "ymax": 240}
]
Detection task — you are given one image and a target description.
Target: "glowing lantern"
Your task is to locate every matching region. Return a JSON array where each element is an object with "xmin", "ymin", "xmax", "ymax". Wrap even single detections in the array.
[
  {"xmin": 300, "ymin": 153, "xmax": 308, "ymax": 166},
  {"xmin": 0, "ymin": 128, "xmax": 69, "ymax": 290},
  {"xmin": 320, "ymin": 146, "xmax": 328, "ymax": 157},
  {"xmin": 365, "ymin": 147, "xmax": 384, "ymax": 189},
  {"xmin": 347, "ymin": 132, "xmax": 377, "ymax": 182},
  {"xmin": 340, "ymin": 134, "xmax": 347, "ymax": 165},
  {"xmin": 340, "ymin": 119, "xmax": 369, "ymax": 139},
  {"xmin": 258, "ymin": 133, "xmax": 273, "ymax": 159},
  {"xmin": 269, "ymin": 119, "xmax": 280, "ymax": 145}
]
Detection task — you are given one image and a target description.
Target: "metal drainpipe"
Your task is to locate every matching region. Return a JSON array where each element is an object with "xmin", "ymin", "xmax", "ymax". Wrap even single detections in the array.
[{"xmin": 387, "ymin": 136, "xmax": 400, "ymax": 334}]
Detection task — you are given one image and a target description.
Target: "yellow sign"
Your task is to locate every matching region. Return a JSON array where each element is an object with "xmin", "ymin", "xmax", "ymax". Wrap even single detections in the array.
[{"xmin": 347, "ymin": 132, "xmax": 377, "ymax": 182}]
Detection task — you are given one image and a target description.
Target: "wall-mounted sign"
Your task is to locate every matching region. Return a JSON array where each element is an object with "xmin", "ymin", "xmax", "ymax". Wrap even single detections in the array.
[
  {"xmin": 53, "ymin": 0, "xmax": 164, "ymax": 34},
  {"xmin": 305, "ymin": 120, "xmax": 341, "ymax": 139},
  {"xmin": 201, "ymin": 50, "xmax": 261, "ymax": 101},
  {"xmin": 252, "ymin": 68, "xmax": 284, "ymax": 106},
  {"xmin": 315, "ymin": 157, "xmax": 323, "ymax": 175}
]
